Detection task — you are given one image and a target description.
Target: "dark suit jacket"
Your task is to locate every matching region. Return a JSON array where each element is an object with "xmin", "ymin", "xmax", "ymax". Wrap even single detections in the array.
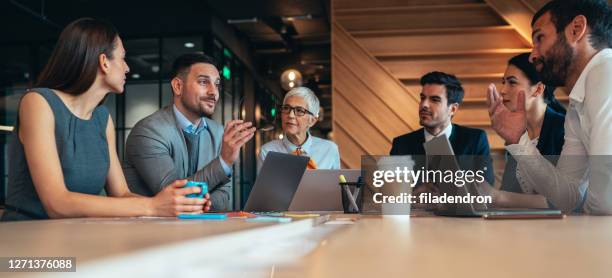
[
  {"xmin": 501, "ymin": 106, "xmax": 565, "ymax": 193},
  {"xmin": 390, "ymin": 124, "xmax": 495, "ymax": 185}
]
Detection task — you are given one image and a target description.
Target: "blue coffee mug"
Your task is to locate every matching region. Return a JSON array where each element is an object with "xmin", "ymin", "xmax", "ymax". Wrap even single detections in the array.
[{"xmin": 184, "ymin": 181, "xmax": 208, "ymax": 198}]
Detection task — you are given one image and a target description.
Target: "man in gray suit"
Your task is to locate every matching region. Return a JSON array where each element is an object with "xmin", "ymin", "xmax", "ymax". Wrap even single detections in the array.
[{"xmin": 123, "ymin": 53, "xmax": 256, "ymax": 211}]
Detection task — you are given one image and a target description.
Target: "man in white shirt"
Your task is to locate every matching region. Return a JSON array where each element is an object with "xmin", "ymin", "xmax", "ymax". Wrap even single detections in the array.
[{"xmin": 487, "ymin": 0, "xmax": 612, "ymax": 214}]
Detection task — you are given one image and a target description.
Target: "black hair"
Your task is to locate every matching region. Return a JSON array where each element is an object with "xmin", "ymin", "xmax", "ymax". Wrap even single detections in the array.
[
  {"xmin": 508, "ymin": 53, "xmax": 566, "ymax": 114},
  {"xmin": 420, "ymin": 71, "xmax": 464, "ymax": 105},
  {"xmin": 170, "ymin": 52, "xmax": 218, "ymax": 79},
  {"xmin": 532, "ymin": 0, "xmax": 612, "ymax": 49}
]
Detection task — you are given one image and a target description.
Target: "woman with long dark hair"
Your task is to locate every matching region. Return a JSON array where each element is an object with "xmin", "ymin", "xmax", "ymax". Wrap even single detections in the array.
[
  {"xmin": 477, "ymin": 53, "xmax": 567, "ymax": 209},
  {"xmin": 498, "ymin": 53, "xmax": 566, "ymax": 195},
  {"xmin": 2, "ymin": 18, "xmax": 209, "ymax": 221}
]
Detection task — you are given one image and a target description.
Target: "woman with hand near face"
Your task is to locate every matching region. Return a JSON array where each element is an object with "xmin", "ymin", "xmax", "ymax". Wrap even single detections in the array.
[
  {"xmin": 2, "ymin": 18, "xmax": 208, "ymax": 221},
  {"xmin": 498, "ymin": 53, "xmax": 566, "ymax": 194},
  {"xmin": 257, "ymin": 87, "xmax": 340, "ymax": 171}
]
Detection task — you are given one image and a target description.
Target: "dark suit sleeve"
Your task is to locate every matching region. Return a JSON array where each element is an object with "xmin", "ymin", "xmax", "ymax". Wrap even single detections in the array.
[
  {"xmin": 390, "ymin": 138, "xmax": 399, "ymax": 155},
  {"xmin": 476, "ymin": 131, "xmax": 495, "ymax": 186}
]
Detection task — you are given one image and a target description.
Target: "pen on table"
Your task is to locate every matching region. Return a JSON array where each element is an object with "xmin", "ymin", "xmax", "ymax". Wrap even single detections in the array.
[
  {"xmin": 257, "ymin": 125, "xmax": 274, "ymax": 132},
  {"xmin": 230, "ymin": 119, "xmax": 270, "ymax": 132}
]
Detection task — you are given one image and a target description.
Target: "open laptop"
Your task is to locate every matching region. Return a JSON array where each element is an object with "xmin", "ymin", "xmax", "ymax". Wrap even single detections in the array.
[
  {"xmin": 244, "ymin": 152, "xmax": 309, "ymax": 212},
  {"xmin": 289, "ymin": 169, "xmax": 361, "ymax": 211},
  {"xmin": 423, "ymin": 135, "xmax": 563, "ymax": 218}
]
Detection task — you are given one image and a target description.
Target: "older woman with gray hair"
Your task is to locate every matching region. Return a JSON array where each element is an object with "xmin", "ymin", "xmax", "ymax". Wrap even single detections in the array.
[{"xmin": 258, "ymin": 87, "xmax": 340, "ymax": 171}]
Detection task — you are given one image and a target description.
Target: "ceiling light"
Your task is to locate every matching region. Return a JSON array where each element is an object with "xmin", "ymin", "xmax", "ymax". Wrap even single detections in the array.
[
  {"xmin": 184, "ymin": 42, "xmax": 195, "ymax": 48},
  {"xmin": 280, "ymin": 69, "xmax": 302, "ymax": 91},
  {"xmin": 131, "ymin": 73, "xmax": 140, "ymax": 79}
]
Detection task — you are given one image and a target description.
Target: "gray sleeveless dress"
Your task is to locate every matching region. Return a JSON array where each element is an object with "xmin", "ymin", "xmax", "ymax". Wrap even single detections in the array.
[{"xmin": 1, "ymin": 88, "xmax": 110, "ymax": 221}]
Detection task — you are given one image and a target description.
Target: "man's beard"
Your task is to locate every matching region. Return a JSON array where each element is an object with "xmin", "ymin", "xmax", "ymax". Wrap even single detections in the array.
[
  {"xmin": 420, "ymin": 120, "xmax": 441, "ymax": 129},
  {"xmin": 181, "ymin": 97, "xmax": 215, "ymax": 118},
  {"xmin": 419, "ymin": 117, "xmax": 440, "ymax": 129},
  {"xmin": 419, "ymin": 109, "xmax": 438, "ymax": 128},
  {"xmin": 534, "ymin": 34, "xmax": 574, "ymax": 87}
]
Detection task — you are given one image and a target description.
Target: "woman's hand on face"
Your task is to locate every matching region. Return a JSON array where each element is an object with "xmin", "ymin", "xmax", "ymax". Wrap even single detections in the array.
[{"xmin": 487, "ymin": 84, "xmax": 526, "ymax": 144}]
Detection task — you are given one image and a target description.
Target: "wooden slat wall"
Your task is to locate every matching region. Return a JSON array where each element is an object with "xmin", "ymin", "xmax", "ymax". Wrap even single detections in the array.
[
  {"xmin": 334, "ymin": 61, "xmax": 411, "ymax": 140},
  {"xmin": 380, "ymin": 52, "xmax": 520, "ymax": 80},
  {"xmin": 484, "ymin": 0, "xmax": 537, "ymax": 44},
  {"xmin": 332, "ymin": 22, "xmax": 420, "ymax": 167},
  {"xmin": 334, "ymin": 0, "xmax": 481, "ymax": 9},
  {"xmin": 354, "ymin": 26, "xmax": 530, "ymax": 57},
  {"xmin": 404, "ymin": 77, "xmax": 502, "ymax": 100},
  {"xmin": 331, "ymin": 0, "xmax": 576, "ymax": 168},
  {"xmin": 335, "ymin": 4, "xmax": 507, "ymax": 31}
]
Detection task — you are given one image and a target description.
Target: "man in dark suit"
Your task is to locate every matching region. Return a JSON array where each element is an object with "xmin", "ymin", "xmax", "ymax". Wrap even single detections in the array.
[{"xmin": 390, "ymin": 71, "xmax": 494, "ymax": 185}]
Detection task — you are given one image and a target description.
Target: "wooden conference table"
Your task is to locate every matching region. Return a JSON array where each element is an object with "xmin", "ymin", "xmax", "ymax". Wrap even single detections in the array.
[{"xmin": 1, "ymin": 213, "xmax": 611, "ymax": 278}]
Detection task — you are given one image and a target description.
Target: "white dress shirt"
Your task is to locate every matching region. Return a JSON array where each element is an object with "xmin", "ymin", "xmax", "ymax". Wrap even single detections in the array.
[
  {"xmin": 506, "ymin": 48, "xmax": 612, "ymax": 214},
  {"xmin": 514, "ymin": 132, "xmax": 539, "ymax": 194},
  {"xmin": 424, "ymin": 123, "xmax": 453, "ymax": 142}
]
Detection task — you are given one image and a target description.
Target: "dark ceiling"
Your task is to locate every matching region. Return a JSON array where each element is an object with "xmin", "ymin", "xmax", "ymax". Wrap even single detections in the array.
[
  {"xmin": 0, "ymin": 0, "xmax": 331, "ymax": 96},
  {"xmin": 206, "ymin": 0, "xmax": 331, "ymax": 106}
]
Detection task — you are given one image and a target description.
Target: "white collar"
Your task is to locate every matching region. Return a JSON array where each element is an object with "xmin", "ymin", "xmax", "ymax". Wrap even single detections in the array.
[
  {"xmin": 569, "ymin": 48, "xmax": 612, "ymax": 103},
  {"xmin": 518, "ymin": 131, "xmax": 538, "ymax": 146},
  {"xmin": 424, "ymin": 123, "xmax": 453, "ymax": 142},
  {"xmin": 282, "ymin": 132, "xmax": 313, "ymax": 154}
]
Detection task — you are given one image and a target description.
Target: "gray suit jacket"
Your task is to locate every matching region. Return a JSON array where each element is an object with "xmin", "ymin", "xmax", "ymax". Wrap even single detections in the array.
[{"xmin": 123, "ymin": 105, "xmax": 231, "ymax": 211}]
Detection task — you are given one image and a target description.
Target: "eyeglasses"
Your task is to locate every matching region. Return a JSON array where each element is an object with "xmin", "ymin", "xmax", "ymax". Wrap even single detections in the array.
[{"xmin": 280, "ymin": 105, "xmax": 313, "ymax": 117}]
